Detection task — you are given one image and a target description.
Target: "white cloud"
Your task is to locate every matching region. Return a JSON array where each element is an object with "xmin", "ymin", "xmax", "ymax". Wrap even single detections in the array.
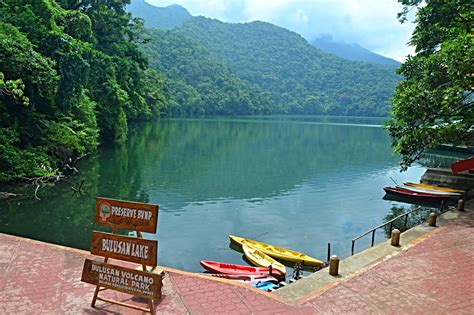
[{"xmin": 146, "ymin": 0, "xmax": 415, "ymax": 62}]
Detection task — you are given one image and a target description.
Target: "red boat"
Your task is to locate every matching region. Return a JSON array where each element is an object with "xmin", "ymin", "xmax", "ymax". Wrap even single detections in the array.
[
  {"xmin": 451, "ymin": 157, "xmax": 474, "ymax": 173},
  {"xmin": 200, "ymin": 260, "xmax": 284, "ymax": 277},
  {"xmin": 383, "ymin": 187, "xmax": 451, "ymax": 200},
  {"xmin": 207, "ymin": 273, "xmax": 279, "ymax": 284}
]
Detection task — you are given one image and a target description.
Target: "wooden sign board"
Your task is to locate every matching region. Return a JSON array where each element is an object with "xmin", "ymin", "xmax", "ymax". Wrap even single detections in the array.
[
  {"xmin": 95, "ymin": 197, "xmax": 158, "ymax": 233},
  {"xmin": 81, "ymin": 259, "xmax": 162, "ymax": 300},
  {"xmin": 91, "ymin": 231, "xmax": 157, "ymax": 267}
]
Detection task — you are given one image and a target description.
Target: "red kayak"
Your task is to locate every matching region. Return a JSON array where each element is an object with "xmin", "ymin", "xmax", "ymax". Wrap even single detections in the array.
[
  {"xmin": 451, "ymin": 157, "xmax": 474, "ymax": 173},
  {"xmin": 207, "ymin": 273, "xmax": 279, "ymax": 284},
  {"xmin": 200, "ymin": 260, "xmax": 284, "ymax": 277},
  {"xmin": 383, "ymin": 187, "xmax": 451, "ymax": 199}
]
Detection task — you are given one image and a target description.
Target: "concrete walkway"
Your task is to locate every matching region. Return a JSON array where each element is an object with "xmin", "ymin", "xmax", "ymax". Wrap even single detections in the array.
[{"xmin": 1, "ymin": 205, "xmax": 473, "ymax": 314}]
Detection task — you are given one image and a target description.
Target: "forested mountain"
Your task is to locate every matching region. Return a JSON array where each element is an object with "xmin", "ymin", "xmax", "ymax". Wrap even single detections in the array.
[
  {"xmin": 176, "ymin": 17, "xmax": 400, "ymax": 116},
  {"xmin": 141, "ymin": 30, "xmax": 275, "ymax": 115},
  {"xmin": 0, "ymin": 0, "xmax": 403, "ymax": 183},
  {"xmin": 128, "ymin": 1, "xmax": 399, "ymax": 116},
  {"xmin": 311, "ymin": 36, "xmax": 401, "ymax": 66},
  {"xmin": 127, "ymin": 0, "xmax": 191, "ymax": 29},
  {"xmin": 0, "ymin": 0, "xmax": 168, "ymax": 182}
]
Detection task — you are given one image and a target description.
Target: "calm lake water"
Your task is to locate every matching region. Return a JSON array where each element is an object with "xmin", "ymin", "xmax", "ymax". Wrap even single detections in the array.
[{"xmin": 1, "ymin": 116, "xmax": 453, "ymax": 273}]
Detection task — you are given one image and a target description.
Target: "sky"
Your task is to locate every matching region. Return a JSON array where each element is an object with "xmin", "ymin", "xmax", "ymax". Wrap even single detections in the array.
[{"xmin": 146, "ymin": 0, "xmax": 416, "ymax": 62}]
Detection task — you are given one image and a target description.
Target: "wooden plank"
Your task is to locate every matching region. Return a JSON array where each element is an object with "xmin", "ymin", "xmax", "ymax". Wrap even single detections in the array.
[
  {"xmin": 90, "ymin": 231, "xmax": 157, "ymax": 266},
  {"xmin": 81, "ymin": 259, "xmax": 162, "ymax": 300},
  {"xmin": 95, "ymin": 197, "xmax": 159, "ymax": 233}
]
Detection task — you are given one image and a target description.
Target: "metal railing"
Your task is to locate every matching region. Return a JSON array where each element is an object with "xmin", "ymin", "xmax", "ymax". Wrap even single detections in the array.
[{"xmin": 351, "ymin": 202, "xmax": 447, "ymax": 256}]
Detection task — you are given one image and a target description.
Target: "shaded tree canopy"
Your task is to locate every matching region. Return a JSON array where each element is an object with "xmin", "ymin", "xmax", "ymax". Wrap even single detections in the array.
[
  {"xmin": 0, "ymin": 0, "xmax": 168, "ymax": 182},
  {"xmin": 386, "ymin": 0, "xmax": 474, "ymax": 169}
]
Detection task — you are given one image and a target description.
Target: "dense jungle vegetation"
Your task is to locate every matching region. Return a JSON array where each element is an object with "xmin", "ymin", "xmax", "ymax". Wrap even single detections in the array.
[
  {"xmin": 0, "ymin": 0, "xmax": 168, "ymax": 182},
  {"xmin": 6, "ymin": 0, "xmax": 464, "ymax": 183},
  {"xmin": 140, "ymin": 29, "xmax": 276, "ymax": 115},
  {"xmin": 174, "ymin": 18, "xmax": 400, "ymax": 116},
  {"xmin": 128, "ymin": 0, "xmax": 401, "ymax": 116}
]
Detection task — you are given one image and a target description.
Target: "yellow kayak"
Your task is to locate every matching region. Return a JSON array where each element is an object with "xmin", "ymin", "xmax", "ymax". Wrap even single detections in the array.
[
  {"xmin": 242, "ymin": 244, "xmax": 286, "ymax": 275},
  {"xmin": 404, "ymin": 182, "xmax": 465, "ymax": 194},
  {"xmin": 230, "ymin": 235, "xmax": 324, "ymax": 267}
]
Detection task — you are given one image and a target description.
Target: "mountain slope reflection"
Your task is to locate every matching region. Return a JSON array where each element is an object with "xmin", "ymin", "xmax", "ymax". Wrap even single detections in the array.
[{"xmin": 121, "ymin": 117, "xmax": 398, "ymax": 204}]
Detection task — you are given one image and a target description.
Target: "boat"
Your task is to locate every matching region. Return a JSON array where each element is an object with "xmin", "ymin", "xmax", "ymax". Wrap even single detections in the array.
[
  {"xmin": 404, "ymin": 182, "xmax": 465, "ymax": 194},
  {"xmin": 383, "ymin": 187, "xmax": 451, "ymax": 200},
  {"xmin": 200, "ymin": 260, "xmax": 284, "ymax": 277},
  {"xmin": 242, "ymin": 244, "xmax": 287, "ymax": 275},
  {"xmin": 451, "ymin": 157, "xmax": 474, "ymax": 173},
  {"xmin": 229, "ymin": 235, "xmax": 324, "ymax": 267},
  {"xmin": 395, "ymin": 185, "xmax": 461, "ymax": 198},
  {"xmin": 207, "ymin": 273, "xmax": 278, "ymax": 284},
  {"xmin": 252, "ymin": 281, "xmax": 279, "ymax": 291}
]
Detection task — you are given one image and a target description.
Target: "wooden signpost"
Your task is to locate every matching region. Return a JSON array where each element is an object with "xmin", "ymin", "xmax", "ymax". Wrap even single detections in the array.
[
  {"xmin": 81, "ymin": 259, "xmax": 162, "ymax": 299},
  {"xmin": 95, "ymin": 197, "xmax": 158, "ymax": 233},
  {"xmin": 81, "ymin": 197, "xmax": 162, "ymax": 314},
  {"xmin": 90, "ymin": 231, "xmax": 158, "ymax": 266}
]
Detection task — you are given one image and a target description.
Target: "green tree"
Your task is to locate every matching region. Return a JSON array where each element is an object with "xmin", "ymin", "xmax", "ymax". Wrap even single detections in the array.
[
  {"xmin": 386, "ymin": 0, "xmax": 474, "ymax": 169},
  {"xmin": 0, "ymin": 0, "xmax": 168, "ymax": 182}
]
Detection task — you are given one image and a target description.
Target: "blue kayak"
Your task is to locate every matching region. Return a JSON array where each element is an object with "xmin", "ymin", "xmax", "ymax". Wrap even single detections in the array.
[{"xmin": 252, "ymin": 281, "xmax": 278, "ymax": 291}]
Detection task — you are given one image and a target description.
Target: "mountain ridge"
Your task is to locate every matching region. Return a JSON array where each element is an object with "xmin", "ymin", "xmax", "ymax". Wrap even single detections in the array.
[
  {"xmin": 128, "ymin": 1, "xmax": 399, "ymax": 65},
  {"xmin": 129, "ymin": 1, "xmax": 400, "ymax": 116},
  {"xmin": 311, "ymin": 36, "xmax": 401, "ymax": 65},
  {"xmin": 127, "ymin": 0, "xmax": 191, "ymax": 29},
  {"xmin": 175, "ymin": 16, "xmax": 399, "ymax": 116}
]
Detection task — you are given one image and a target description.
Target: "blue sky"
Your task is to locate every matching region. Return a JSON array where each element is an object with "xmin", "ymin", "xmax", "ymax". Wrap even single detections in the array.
[{"xmin": 146, "ymin": 0, "xmax": 416, "ymax": 62}]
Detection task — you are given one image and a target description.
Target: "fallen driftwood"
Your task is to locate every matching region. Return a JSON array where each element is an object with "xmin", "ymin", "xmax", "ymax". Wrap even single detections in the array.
[
  {"xmin": 62, "ymin": 153, "xmax": 90, "ymax": 175},
  {"xmin": 21, "ymin": 174, "xmax": 66, "ymax": 200},
  {"xmin": 0, "ymin": 192, "xmax": 19, "ymax": 200}
]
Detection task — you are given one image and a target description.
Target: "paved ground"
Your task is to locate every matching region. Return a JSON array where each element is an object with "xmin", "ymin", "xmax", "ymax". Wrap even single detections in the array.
[{"xmin": 0, "ymin": 206, "xmax": 473, "ymax": 314}]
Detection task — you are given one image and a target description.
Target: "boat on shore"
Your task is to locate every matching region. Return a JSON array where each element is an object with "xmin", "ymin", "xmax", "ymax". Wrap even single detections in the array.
[
  {"xmin": 404, "ymin": 182, "xmax": 465, "ymax": 194},
  {"xmin": 207, "ymin": 273, "xmax": 278, "ymax": 284},
  {"xmin": 451, "ymin": 157, "xmax": 474, "ymax": 173},
  {"xmin": 252, "ymin": 281, "xmax": 279, "ymax": 291},
  {"xmin": 200, "ymin": 260, "xmax": 284, "ymax": 277},
  {"xmin": 383, "ymin": 186, "xmax": 452, "ymax": 200},
  {"xmin": 395, "ymin": 185, "xmax": 461, "ymax": 199},
  {"xmin": 230, "ymin": 235, "xmax": 324, "ymax": 267},
  {"xmin": 242, "ymin": 244, "xmax": 287, "ymax": 275}
]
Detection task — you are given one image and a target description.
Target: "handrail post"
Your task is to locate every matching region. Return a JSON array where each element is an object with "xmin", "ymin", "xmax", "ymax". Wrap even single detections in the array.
[
  {"xmin": 327, "ymin": 242, "xmax": 331, "ymax": 263},
  {"xmin": 351, "ymin": 206, "xmax": 437, "ymax": 258}
]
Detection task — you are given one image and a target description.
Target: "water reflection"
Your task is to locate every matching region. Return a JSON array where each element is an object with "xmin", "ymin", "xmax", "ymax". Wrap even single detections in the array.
[
  {"xmin": 418, "ymin": 149, "xmax": 472, "ymax": 169},
  {"xmin": 0, "ymin": 116, "xmax": 434, "ymax": 272},
  {"xmin": 382, "ymin": 205, "xmax": 442, "ymax": 237}
]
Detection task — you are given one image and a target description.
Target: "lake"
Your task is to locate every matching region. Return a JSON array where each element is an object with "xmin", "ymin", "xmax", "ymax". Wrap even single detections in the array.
[{"xmin": 0, "ymin": 116, "xmax": 444, "ymax": 273}]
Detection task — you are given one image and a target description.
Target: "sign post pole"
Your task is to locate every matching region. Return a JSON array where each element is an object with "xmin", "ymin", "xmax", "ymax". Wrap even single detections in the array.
[{"xmin": 137, "ymin": 230, "xmax": 155, "ymax": 314}]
